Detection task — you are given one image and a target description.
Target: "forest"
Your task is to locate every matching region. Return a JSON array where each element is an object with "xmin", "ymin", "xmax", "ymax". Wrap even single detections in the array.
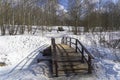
[{"xmin": 0, "ymin": 0, "xmax": 120, "ymax": 35}]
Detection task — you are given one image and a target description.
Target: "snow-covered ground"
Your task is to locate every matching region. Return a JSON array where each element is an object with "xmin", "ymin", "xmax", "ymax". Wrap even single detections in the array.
[
  {"xmin": 0, "ymin": 29, "xmax": 120, "ymax": 80},
  {"xmin": 0, "ymin": 31, "xmax": 69, "ymax": 80},
  {"xmin": 66, "ymin": 31, "xmax": 120, "ymax": 80},
  {"xmin": 0, "ymin": 35, "xmax": 50, "ymax": 80}
]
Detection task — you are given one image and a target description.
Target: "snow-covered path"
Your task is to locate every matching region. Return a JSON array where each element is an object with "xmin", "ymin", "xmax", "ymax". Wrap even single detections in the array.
[
  {"xmin": 1, "ymin": 44, "xmax": 50, "ymax": 80},
  {"xmin": 7, "ymin": 44, "xmax": 49, "ymax": 73},
  {"xmin": 0, "ymin": 35, "xmax": 51, "ymax": 80}
]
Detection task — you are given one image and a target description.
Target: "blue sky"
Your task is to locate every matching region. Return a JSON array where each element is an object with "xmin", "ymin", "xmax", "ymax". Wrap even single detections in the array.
[
  {"xmin": 59, "ymin": 0, "xmax": 118, "ymax": 9},
  {"xmin": 59, "ymin": 0, "xmax": 68, "ymax": 9}
]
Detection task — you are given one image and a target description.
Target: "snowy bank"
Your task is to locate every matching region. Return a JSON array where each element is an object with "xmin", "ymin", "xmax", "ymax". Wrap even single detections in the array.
[
  {"xmin": 0, "ymin": 35, "xmax": 50, "ymax": 80},
  {"xmin": 66, "ymin": 32, "xmax": 120, "ymax": 80}
]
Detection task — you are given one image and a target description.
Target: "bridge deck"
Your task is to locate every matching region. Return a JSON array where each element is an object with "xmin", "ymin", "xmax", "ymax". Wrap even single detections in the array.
[{"xmin": 52, "ymin": 44, "xmax": 88, "ymax": 76}]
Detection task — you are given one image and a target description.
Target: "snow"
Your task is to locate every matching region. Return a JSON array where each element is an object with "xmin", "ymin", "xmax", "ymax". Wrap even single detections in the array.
[
  {"xmin": 0, "ymin": 61, "xmax": 50, "ymax": 80},
  {"xmin": 0, "ymin": 35, "xmax": 50, "ymax": 80},
  {"xmin": 0, "ymin": 35, "xmax": 50, "ymax": 65},
  {"xmin": 66, "ymin": 31, "xmax": 120, "ymax": 80},
  {"xmin": 0, "ymin": 29, "xmax": 120, "ymax": 80},
  {"xmin": 45, "ymin": 31, "xmax": 66, "ymax": 38}
]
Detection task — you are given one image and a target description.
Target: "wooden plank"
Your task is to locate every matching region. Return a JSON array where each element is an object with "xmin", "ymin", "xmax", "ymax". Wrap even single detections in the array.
[
  {"xmin": 58, "ymin": 68, "xmax": 88, "ymax": 71},
  {"xmin": 57, "ymin": 60, "xmax": 82, "ymax": 62}
]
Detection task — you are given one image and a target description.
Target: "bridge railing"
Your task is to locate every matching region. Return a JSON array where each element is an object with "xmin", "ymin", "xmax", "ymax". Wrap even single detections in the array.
[{"xmin": 62, "ymin": 37, "xmax": 94, "ymax": 73}]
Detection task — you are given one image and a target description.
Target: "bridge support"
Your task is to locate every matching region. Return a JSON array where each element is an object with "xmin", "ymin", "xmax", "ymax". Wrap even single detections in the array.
[
  {"xmin": 51, "ymin": 38, "xmax": 58, "ymax": 77},
  {"xmin": 88, "ymin": 56, "xmax": 92, "ymax": 74}
]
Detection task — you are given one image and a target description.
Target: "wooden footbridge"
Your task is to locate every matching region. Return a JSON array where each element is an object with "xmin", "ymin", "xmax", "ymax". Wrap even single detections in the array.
[{"xmin": 51, "ymin": 37, "xmax": 94, "ymax": 77}]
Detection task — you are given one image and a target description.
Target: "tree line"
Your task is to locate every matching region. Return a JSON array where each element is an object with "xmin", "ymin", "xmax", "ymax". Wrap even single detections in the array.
[{"xmin": 0, "ymin": 0, "xmax": 120, "ymax": 35}]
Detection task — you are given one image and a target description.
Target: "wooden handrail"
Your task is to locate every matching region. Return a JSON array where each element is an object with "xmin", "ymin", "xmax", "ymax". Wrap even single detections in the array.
[
  {"xmin": 62, "ymin": 36, "xmax": 94, "ymax": 73},
  {"xmin": 77, "ymin": 39, "xmax": 94, "ymax": 59},
  {"xmin": 62, "ymin": 37, "xmax": 94, "ymax": 58}
]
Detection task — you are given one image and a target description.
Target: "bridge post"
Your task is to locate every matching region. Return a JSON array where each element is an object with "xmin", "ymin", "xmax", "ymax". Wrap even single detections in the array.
[
  {"xmin": 88, "ymin": 56, "xmax": 92, "ymax": 74},
  {"xmin": 51, "ymin": 38, "xmax": 58, "ymax": 77},
  {"xmin": 65, "ymin": 37, "xmax": 67, "ymax": 45},
  {"xmin": 81, "ymin": 47, "xmax": 84, "ymax": 63},
  {"xmin": 62, "ymin": 37, "xmax": 64, "ymax": 44},
  {"xmin": 75, "ymin": 39, "xmax": 78, "ymax": 52},
  {"xmin": 69, "ymin": 38, "xmax": 71, "ymax": 47}
]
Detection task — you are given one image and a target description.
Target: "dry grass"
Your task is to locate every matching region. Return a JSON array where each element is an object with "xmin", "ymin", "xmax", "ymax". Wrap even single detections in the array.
[{"xmin": 0, "ymin": 62, "xmax": 6, "ymax": 67}]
